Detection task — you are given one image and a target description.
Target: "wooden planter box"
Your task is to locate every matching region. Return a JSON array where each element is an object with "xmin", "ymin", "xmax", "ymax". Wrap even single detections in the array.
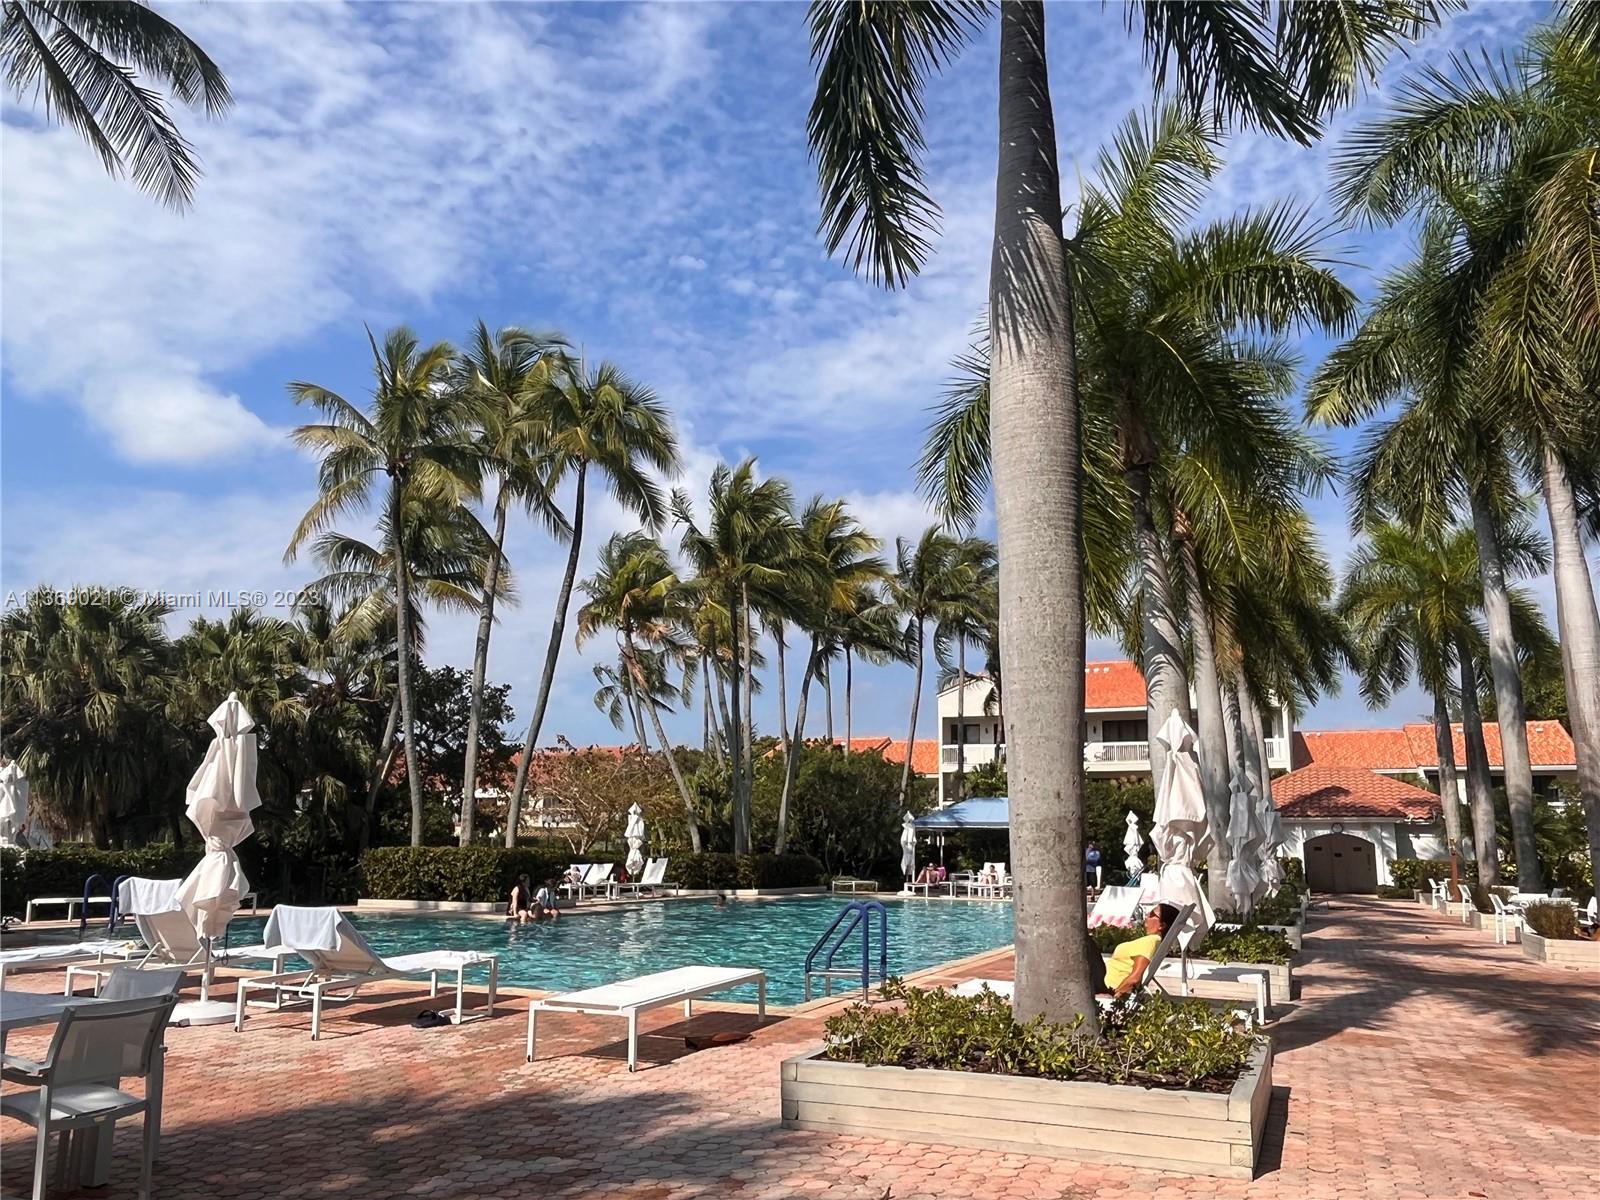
[
  {"xmin": 780, "ymin": 1039, "xmax": 1274, "ymax": 1179},
  {"xmin": 1521, "ymin": 928, "xmax": 1600, "ymax": 966},
  {"xmin": 1189, "ymin": 957, "xmax": 1292, "ymax": 999}
]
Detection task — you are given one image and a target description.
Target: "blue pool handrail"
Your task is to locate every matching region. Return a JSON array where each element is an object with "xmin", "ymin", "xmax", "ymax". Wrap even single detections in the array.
[
  {"xmin": 78, "ymin": 872, "xmax": 120, "ymax": 938},
  {"xmin": 803, "ymin": 899, "xmax": 889, "ymax": 1001}
]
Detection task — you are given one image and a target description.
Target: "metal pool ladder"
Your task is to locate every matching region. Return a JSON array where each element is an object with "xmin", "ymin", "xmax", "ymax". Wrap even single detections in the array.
[{"xmin": 803, "ymin": 899, "xmax": 888, "ymax": 1001}]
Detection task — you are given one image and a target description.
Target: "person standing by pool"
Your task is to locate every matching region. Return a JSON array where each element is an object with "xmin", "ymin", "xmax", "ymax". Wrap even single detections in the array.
[
  {"xmin": 534, "ymin": 878, "xmax": 561, "ymax": 921},
  {"xmin": 1085, "ymin": 841, "xmax": 1102, "ymax": 887},
  {"xmin": 508, "ymin": 874, "xmax": 535, "ymax": 923}
]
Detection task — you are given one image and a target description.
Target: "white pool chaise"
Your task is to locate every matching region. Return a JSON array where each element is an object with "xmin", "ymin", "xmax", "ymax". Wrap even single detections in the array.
[
  {"xmin": 0, "ymin": 940, "xmax": 140, "ymax": 987},
  {"xmin": 233, "ymin": 906, "xmax": 498, "ymax": 1039},
  {"xmin": 526, "ymin": 965, "xmax": 767, "ymax": 1071}
]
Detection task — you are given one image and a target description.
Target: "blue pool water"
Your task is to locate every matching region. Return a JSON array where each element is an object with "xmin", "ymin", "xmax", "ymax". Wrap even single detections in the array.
[{"xmin": 228, "ymin": 896, "xmax": 1014, "ymax": 1007}]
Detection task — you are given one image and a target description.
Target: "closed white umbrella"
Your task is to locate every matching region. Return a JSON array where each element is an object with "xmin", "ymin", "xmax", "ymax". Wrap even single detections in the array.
[
  {"xmin": 1151, "ymin": 711, "xmax": 1214, "ymax": 948},
  {"xmin": 1256, "ymin": 775, "xmax": 1285, "ymax": 897},
  {"xmin": 624, "ymin": 802, "xmax": 646, "ymax": 877},
  {"xmin": 174, "ymin": 693, "xmax": 259, "ymax": 1022},
  {"xmin": 1123, "ymin": 810, "xmax": 1143, "ymax": 882},
  {"xmin": 0, "ymin": 761, "xmax": 25, "ymax": 847},
  {"xmin": 900, "ymin": 811, "xmax": 917, "ymax": 883},
  {"xmin": 1225, "ymin": 768, "xmax": 1262, "ymax": 913}
]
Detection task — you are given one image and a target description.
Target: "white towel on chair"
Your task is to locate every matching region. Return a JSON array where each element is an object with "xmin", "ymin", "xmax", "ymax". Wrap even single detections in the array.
[
  {"xmin": 263, "ymin": 905, "xmax": 342, "ymax": 952},
  {"xmin": 117, "ymin": 877, "xmax": 183, "ymax": 916}
]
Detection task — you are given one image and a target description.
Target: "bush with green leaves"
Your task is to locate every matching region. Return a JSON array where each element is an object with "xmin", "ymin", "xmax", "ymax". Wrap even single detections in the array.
[
  {"xmin": 1389, "ymin": 858, "xmax": 1461, "ymax": 892},
  {"xmin": 1217, "ymin": 889, "xmax": 1302, "ymax": 928},
  {"xmin": 1199, "ymin": 927, "xmax": 1292, "ymax": 964},
  {"xmin": 1, "ymin": 845, "xmax": 204, "ymax": 915},
  {"xmin": 1522, "ymin": 900, "xmax": 1581, "ymax": 940},
  {"xmin": 823, "ymin": 979, "xmax": 1258, "ymax": 1091},
  {"xmin": 1376, "ymin": 884, "xmax": 1412, "ymax": 899},
  {"xmin": 1276, "ymin": 856, "xmax": 1306, "ymax": 896},
  {"xmin": 1089, "ymin": 924, "xmax": 1144, "ymax": 953},
  {"xmin": 359, "ymin": 846, "xmax": 569, "ymax": 902}
]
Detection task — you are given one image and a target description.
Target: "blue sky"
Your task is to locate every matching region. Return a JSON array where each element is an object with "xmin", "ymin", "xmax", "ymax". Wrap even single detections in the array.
[{"xmin": 0, "ymin": 1, "xmax": 1553, "ymax": 749}]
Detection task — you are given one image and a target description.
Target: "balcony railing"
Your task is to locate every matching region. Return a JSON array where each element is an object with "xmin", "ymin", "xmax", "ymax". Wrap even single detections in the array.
[
  {"xmin": 1085, "ymin": 740, "xmax": 1149, "ymax": 765},
  {"xmin": 941, "ymin": 743, "xmax": 1003, "ymax": 768}
]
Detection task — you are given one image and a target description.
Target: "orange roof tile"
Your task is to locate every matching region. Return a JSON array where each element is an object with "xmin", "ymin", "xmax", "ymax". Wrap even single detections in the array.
[
  {"xmin": 1272, "ymin": 766, "xmax": 1442, "ymax": 822},
  {"xmin": 1293, "ymin": 721, "xmax": 1575, "ymax": 772},
  {"xmin": 1083, "ymin": 660, "xmax": 1149, "ymax": 710}
]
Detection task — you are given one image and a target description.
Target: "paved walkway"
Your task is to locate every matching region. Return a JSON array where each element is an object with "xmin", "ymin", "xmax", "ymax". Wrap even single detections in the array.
[{"xmin": 2, "ymin": 897, "xmax": 1595, "ymax": 1199}]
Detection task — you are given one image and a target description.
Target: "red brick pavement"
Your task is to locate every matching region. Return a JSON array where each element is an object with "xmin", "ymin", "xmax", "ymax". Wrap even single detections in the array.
[{"xmin": 2, "ymin": 897, "xmax": 1596, "ymax": 1199}]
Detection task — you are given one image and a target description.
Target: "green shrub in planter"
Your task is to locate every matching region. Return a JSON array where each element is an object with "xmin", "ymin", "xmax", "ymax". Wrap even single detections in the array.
[
  {"xmin": 1198, "ymin": 927, "xmax": 1292, "ymax": 964},
  {"xmin": 1277, "ymin": 856, "xmax": 1306, "ymax": 896},
  {"xmin": 1090, "ymin": 924, "xmax": 1144, "ymax": 953},
  {"xmin": 2, "ymin": 846, "xmax": 205, "ymax": 915},
  {"xmin": 1389, "ymin": 858, "xmax": 1461, "ymax": 892},
  {"xmin": 1523, "ymin": 901, "xmax": 1581, "ymax": 940},
  {"xmin": 736, "ymin": 854, "xmax": 824, "ymax": 889},
  {"xmin": 359, "ymin": 846, "xmax": 568, "ymax": 903},
  {"xmin": 824, "ymin": 979, "xmax": 1258, "ymax": 1090},
  {"xmin": 1217, "ymin": 889, "xmax": 1301, "ymax": 928},
  {"xmin": 1376, "ymin": 884, "xmax": 1412, "ymax": 899}
]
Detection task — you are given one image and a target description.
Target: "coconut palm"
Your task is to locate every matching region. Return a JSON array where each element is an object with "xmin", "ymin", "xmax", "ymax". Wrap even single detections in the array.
[
  {"xmin": 773, "ymin": 497, "xmax": 885, "ymax": 854},
  {"xmin": 454, "ymin": 321, "xmax": 570, "ymax": 845},
  {"xmin": 575, "ymin": 531, "xmax": 702, "ymax": 851},
  {"xmin": 885, "ymin": 528, "xmax": 968, "ymax": 810},
  {"xmin": 287, "ymin": 327, "xmax": 481, "ymax": 847},
  {"xmin": 934, "ymin": 539, "xmax": 998, "ymax": 806},
  {"xmin": 672, "ymin": 459, "xmax": 797, "ymax": 855},
  {"xmin": 808, "ymin": 0, "xmax": 1441, "ymax": 1023},
  {"xmin": 837, "ymin": 583, "xmax": 905, "ymax": 753},
  {"xmin": 1326, "ymin": 10, "xmax": 1600, "ymax": 889},
  {"xmin": 1, "ymin": 0, "xmax": 231, "ymax": 209},
  {"xmin": 1308, "ymin": 221, "xmax": 1555, "ymax": 888},
  {"xmin": 504, "ymin": 361, "xmax": 678, "ymax": 846},
  {"xmin": 0, "ymin": 588, "xmax": 176, "ymax": 845}
]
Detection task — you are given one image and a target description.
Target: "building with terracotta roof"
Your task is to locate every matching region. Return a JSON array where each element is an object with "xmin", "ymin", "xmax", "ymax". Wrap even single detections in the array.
[
  {"xmin": 934, "ymin": 660, "xmax": 1295, "ymax": 804},
  {"xmin": 1291, "ymin": 721, "xmax": 1576, "ymax": 795},
  {"xmin": 1270, "ymin": 765, "xmax": 1449, "ymax": 893}
]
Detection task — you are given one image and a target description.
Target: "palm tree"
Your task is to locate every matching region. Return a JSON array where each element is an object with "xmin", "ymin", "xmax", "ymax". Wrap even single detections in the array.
[
  {"xmin": 934, "ymin": 538, "xmax": 998, "ymax": 806},
  {"xmin": 287, "ymin": 327, "xmax": 480, "ymax": 847},
  {"xmin": 575, "ymin": 531, "xmax": 702, "ymax": 851},
  {"xmin": 808, "ymin": 0, "xmax": 1441, "ymax": 1024},
  {"xmin": 1, "ymin": 1, "xmax": 231, "ymax": 209},
  {"xmin": 454, "ymin": 321, "xmax": 569, "ymax": 846},
  {"xmin": 504, "ymin": 361, "xmax": 678, "ymax": 847},
  {"xmin": 837, "ymin": 583, "xmax": 904, "ymax": 753},
  {"xmin": 885, "ymin": 527, "xmax": 966, "ymax": 810},
  {"xmin": 773, "ymin": 497, "xmax": 885, "ymax": 854},
  {"xmin": 0, "ymin": 587, "xmax": 176, "ymax": 845},
  {"xmin": 1326, "ymin": 10, "xmax": 1600, "ymax": 890},
  {"xmin": 673, "ymin": 459, "xmax": 797, "ymax": 856}
]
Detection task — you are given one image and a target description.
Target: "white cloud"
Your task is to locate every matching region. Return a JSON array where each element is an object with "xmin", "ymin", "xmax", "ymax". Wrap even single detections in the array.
[{"xmin": 670, "ymin": 254, "xmax": 708, "ymax": 271}]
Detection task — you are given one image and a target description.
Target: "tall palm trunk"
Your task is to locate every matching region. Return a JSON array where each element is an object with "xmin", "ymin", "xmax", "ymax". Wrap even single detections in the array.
[
  {"xmin": 388, "ymin": 479, "xmax": 425, "ymax": 847},
  {"xmin": 362, "ymin": 692, "xmax": 401, "ymax": 851},
  {"xmin": 823, "ymin": 662, "xmax": 835, "ymax": 741},
  {"xmin": 774, "ymin": 627, "xmax": 790, "ymax": 761},
  {"xmin": 1124, "ymin": 452, "xmax": 1190, "ymax": 789},
  {"xmin": 954, "ymin": 641, "xmax": 967, "ymax": 804},
  {"xmin": 714, "ymin": 658, "xmax": 735, "ymax": 760},
  {"xmin": 1178, "ymin": 534, "xmax": 1231, "ymax": 901},
  {"xmin": 702, "ymin": 658, "xmax": 723, "ymax": 762},
  {"xmin": 776, "ymin": 640, "xmax": 819, "ymax": 855},
  {"xmin": 1538, "ymin": 442, "xmax": 1600, "ymax": 897},
  {"xmin": 728, "ymin": 586, "xmax": 748, "ymax": 856},
  {"xmin": 623, "ymin": 666, "xmax": 648, "ymax": 748},
  {"xmin": 1244, "ymin": 686, "xmax": 1274, "ymax": 812},
  {"xmin": 898, "ymin": 618, "xmax": 925, "ymax": 807},
  {"xmin": 988, "ymin": 2, "xmax": 1093, "ymax": 1025},
  {"xmin": 1468, "ymin": 484, "xmax": 1541, "ymax": 888},
  {"xmin": 1430, "ymin": 688, "xmax": 1464, "ymax": 877},
  {"xmin": 1454, "ymin": 636, "xmax": 1500, "ymax": 886},
  {"xmin": 740, "ymin": 584, "xmax": 755, "ymax": 855},
  {"xmin": 1233, "ymin": 680, "xmax": 1265, "ymax": 806},
  {"xmin": 507, "ymin": 461, "xmax": 588, "ymax": 847},
  {"xmin": 460, "ymin": 485, "xmax": 510, "ymax": 846},
  {"xmin": 844, "ymin": 649, "xmax": 853, "ymax": 753},
  {"xmin": 624, "ymin": 635, "xmax": 701, "ymax": 852}
]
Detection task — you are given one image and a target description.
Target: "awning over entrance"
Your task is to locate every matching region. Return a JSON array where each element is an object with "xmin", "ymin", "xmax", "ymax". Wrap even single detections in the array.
[{"xmin": 914, "ymin": 796, "xmax": 1009, "ymax": 831}]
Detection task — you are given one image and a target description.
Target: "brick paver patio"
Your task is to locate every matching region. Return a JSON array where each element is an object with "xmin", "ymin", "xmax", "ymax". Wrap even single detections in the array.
[{"xmin": 2, "ymin": 897, "xmax": 1596, "ymax": 1199}]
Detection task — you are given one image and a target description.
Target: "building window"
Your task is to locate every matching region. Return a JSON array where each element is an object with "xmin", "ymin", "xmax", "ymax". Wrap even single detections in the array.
[
  {"xmin": 963, "ymin": 723, "xmax": 980, "ymax": 744},
  {"xmin": 1102, "ymin": 719, "xmax": 1148, "ymax": 743}
]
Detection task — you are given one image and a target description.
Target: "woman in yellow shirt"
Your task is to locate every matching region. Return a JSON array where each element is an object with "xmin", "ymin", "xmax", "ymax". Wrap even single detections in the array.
[{"xmin": 1104, "ymin": 903, "xmax": 1181, "ymax": 997}]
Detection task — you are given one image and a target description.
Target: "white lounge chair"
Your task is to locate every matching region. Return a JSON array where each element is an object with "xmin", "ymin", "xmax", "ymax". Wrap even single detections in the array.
[
  {"xmin": 526, "ymin": 965, "xmax": 766, "ymax": 1071},
  {"xmin": 1087, "ymin": 885, "xmax": 1143, "ymax": 928},
  {"xmin": 233, "ymin": 906, "xmax": 497, "ymax": 1039},
  {"xmin": 21, "ymin": 895, "xmax": 113, "ymax": 924},
  {"xmin": 612, "ymin": 858, "xmax": 678, "ymax": 897},
  {"xmin": 0, "ymin": 941, "xmax": 140, "ymax": 988},
  {"xmin": 64, "ymin": 908, "xmax": 289, "ymax": 997}
]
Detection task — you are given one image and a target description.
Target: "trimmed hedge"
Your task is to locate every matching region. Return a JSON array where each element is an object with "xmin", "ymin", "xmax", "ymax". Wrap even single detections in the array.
[
  {"xmin": 1523, "ymin": 900, "xmax": 1581, "ymax": 940},
  {"xmin": 358, "ymin": 847, "xmax": 826, "ymax": 902},
  {"xmin": 1, "ymin": 845, "xmax": 204, "ymax": 916},
  {"xmin": 360, "ymin": 847, "xmax": 570, "ymax": 903},
  {"xmin": 1389, "ymin": 858, "xmax": 1460, "ymax": 892}
]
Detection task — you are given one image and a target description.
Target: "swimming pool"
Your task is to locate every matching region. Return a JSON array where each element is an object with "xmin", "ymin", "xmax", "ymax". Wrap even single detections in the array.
[{"xmin": 229, "ymin": 896, "xmax": 1014, "ymax": 1007}]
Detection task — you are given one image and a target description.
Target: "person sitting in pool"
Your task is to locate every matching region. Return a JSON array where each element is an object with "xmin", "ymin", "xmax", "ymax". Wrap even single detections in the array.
[
  {"xmin": 1103, "ymin": 903, "xmax": 1181, "ymax": 998},
  {"xmin": 533, "ymin": 878, "xmax": 560, "ymax": 921},
  {"xmin": 508, "ymin": 873, "xmax": 535, "ymax": 924}
]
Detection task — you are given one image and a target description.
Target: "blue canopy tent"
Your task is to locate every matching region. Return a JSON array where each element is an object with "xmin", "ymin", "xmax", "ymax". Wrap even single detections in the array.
[{"xmin": 913, "ymin": 797, "xmax": 1010, "ymax": 831}]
